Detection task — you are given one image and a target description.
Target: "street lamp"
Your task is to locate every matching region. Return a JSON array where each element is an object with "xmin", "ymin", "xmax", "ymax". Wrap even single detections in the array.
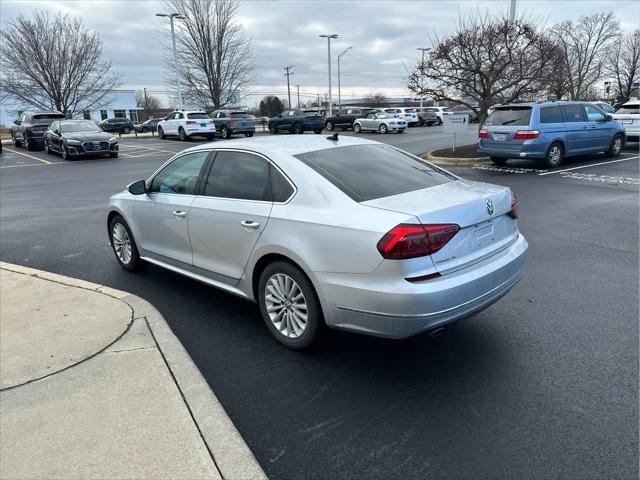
[
  {"xmin": 319, "ymin": 34, "xmax": 338, "ymax": 116},
  {"xmin": 157, "ymin": 12, "xmax": 186, "ymax": 110},
  {"xmin": 337, "ymin": 46, "xmax": 352, "ymax": 110},
  {"xmin": 417, "ymin": 47, "xmax": 430, "ymax": 108}
]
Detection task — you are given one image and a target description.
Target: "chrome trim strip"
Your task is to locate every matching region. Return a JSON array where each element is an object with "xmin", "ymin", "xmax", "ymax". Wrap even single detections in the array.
[{"xmin": 335, "ymin": 271, "xmax": 523, "ymax": 319}]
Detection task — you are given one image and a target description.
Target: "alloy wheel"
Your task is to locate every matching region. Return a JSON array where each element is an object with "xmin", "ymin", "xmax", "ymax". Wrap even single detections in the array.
[
  {"xmin": 112, "ymin": 223, "xmax": 132, "ymax": 265},
  {"xmin": 264, "ymin": 273, "xmax": 308, "ymax": 339},
  {"xmin": 549, "ymin": 145, "xmax": 562, "ymax": 166},
  {"xmin": 613, "ymin": 136, "xmax": 622, "ymax": 154}
]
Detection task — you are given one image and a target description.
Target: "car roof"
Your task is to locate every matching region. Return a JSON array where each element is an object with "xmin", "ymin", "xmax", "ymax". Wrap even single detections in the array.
[{"xmin": 182, "ymin": 134, "xmax": 380, "ymax": 157}]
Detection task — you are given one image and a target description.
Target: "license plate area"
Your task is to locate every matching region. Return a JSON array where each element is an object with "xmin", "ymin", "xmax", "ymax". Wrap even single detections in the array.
[
  {"xmin": 473, "ymin": 223, "xmax": 495, "ymax": 250},
  {"xmin": 493, "ymin": 133, "xmax": 508, "ymax": 141},
  {"xmin": 622, "ymin": 119, "xmax": 633, "ymax": 125},
  {"xmin": 200, "ymin": 123, "xmax": 207, "ymax": 127}
]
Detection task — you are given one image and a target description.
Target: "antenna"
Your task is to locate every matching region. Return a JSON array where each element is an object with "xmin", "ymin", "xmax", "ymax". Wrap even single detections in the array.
[{"xmin": 326, "ymin": 132, "xmax": 339, "ymax": 141}]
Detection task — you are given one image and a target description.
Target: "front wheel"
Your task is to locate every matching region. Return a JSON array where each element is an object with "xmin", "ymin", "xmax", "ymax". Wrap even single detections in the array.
[
  {"xmin": 158, "ymin": 126, "xmax": 166, "ymax": 139},
  {"xmin": 353, "ymin": 123, "xmax": 362, "ymax": 133},
  {"xmin": 325, "ymin": 121, "xmax": 334, "ymax": 131},
  {"xmin": 418, "ymin": 118, "xmax": 424, "ymax": 127},
  {"xmin": 141, "ymin": 127, "xmax": 149, "ymax": 133},
  {"xmin": 110, "ymin": 215, "xmax": 142, "ymax": 271},
  {"xmin": 544, "ymin": 142, "xmax": 564, "ymax": 168},
  {"xmin": 313, "ymin": 129, "xmax": 322, "ymax": 134},
  {"xmin": 122, "ymin": 127, "xmax": 131, "ymax": 135},
  {"xmin": 109, "ymin": 152, "xmax": 118, "ymax": 158},
  {"xmin": 292, "ymin": 123, "xmax": 303, "ymax": 134},
  {"xmin": 258, "ymin": 261, "xmax": 324, "ymax": 349},
  {"xmin": 12, "ymin": 134, "xmax": 22, "ymax": 147},
  {"xmin": 605, "ymin": 133, "xmax": 624, "ymax": 158},
  {"xmin": 245, "ymin": 132, "xmax": 254, "ymax": 137},
  {"xmin": 268, "ymin": 123, "xmax": 278, "ymax": 134},
  {"xmin": 379, "ymin": 123, "xmax": 388, "ymax": 134}
]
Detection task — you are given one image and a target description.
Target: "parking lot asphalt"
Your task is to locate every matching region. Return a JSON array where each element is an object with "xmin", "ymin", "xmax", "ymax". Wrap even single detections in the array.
[{"xmin": 1, "ymin": 129, "xmax": 638, "ymax": 479}]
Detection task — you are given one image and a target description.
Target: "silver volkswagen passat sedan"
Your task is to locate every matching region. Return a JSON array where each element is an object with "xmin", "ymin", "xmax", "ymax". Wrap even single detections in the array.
[{"xmin": 107, "ymin": 135, "xmax": 527, "ymax": 349}]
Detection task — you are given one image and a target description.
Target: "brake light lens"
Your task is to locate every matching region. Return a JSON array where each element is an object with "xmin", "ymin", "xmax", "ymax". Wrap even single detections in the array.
[
  {"xmin": 513, "ymin": 130, "xmax": 540, "ymax": 140},
  {"xmin": 479, "ymin": 129, "xmax": 489, "ymax": 139},
  {"xmin": 185, "ymin": 120, "xmax": 196, "ymax": 125},
  {"xmin": 508, "ymin": 194, "xmax": 518, "ymax": 219},
  {"xmin": 227, "ymin": 119, "xmax": 238, "ymax": 124},
  {"xmin": 377, "ymin": 224, "xmax": 460, "ymax": 260}
]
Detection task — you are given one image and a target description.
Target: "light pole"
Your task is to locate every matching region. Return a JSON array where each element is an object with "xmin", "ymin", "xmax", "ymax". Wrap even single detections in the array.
[
  {"xmin": 337, "ymin": 46, "xmax": 352, "ymax": 110},
  {"xmin": 157, "ymin": 12, "xmax": 185, "ymax": 110},
  {"xmin": 417, "ymin": 47, "xmax": 430, "ymax": 108},
  {"xmin": 509, "ymin": 0, "xmax": 517, "ymax": 23},
  {"xmin": 296, "ymin": 84, "xmax": 300, "ymax": 108},
  {"xmin": 319, "ymin": 34, "xmax": 338, "ymax": 116}
]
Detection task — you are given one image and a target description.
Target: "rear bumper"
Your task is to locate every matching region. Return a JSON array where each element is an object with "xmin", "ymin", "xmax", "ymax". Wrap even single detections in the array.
[
  {"xmin": 477, "ymin": 139, "xmax": 547, "ymax": 159},
  {"xmin": 317, "ymin": 233, "xmax": 528, "ymax": 338},
  {"xmin": 186, "ymin": 126, "xmax": 216, "ymax": 136}
]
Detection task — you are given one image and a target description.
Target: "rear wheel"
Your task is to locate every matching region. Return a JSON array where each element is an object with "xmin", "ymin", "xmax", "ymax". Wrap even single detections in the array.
[
  {"xmin": 268, "ymin": 123, "xmax": 278, "ymax": 134},
  {"xmin": 292, "ymin": 123, "xmax": 303, "ymax": 134},
  {"xmin": 109, "ymin": 152, "xmax": 118, "ymax": 158},
  {"xmin": 158, "ymin": 126, "xmax": 166, "ymax": 139},
  {"xmin": 44, "ymin": 139, "xmax": 51, "ymax": 155},
  {"xmin": 436, "ymin": 117, "xmax": 443, "ymax": 126},
  {"xmin": 245, "ymin": 132, "xmax": 254, "ymax": 137},
  {"xmin": 110, "ymin": 215, "xmax": 142, "ymax": 271},
  {"xmin": 605, "ymin": 133, "xmax": 624, "ymax": 158},
  {"xmin": 379, "ymin": 123, "xmax": 388, "ymax": 134},
  {"xmin": 490, "ymin": 156, "xmax": 508, "ymax": 166},
  {"xmin": 141, "ymin": 127, "xmax": 149, "ymax": 133},
  {"xmin": 24, "ymin": 138, "xmax": 34, "ymax": 151},
  {"xmin": 61, "ymin": 143, "xmax": 70, "ymax": 160},
  {"xmin": 544, "ymin": 142, "xmax": 564, "ymax": 168},
  {"xmin": 221, "ymin": 126, "xmax": 232, "ymax": 139},
  {"xmin": 178, "ymin": 127, "xmax": 188, "ymax": 141},
  {"xmin": 353, "ymin": 123, "xmax": 362, "ymax": 133},
  {"xmin": 258, "ymin": 261, "xmax": 324, "ymax": 349},
  {"xmin": 418, "ymin": 118, "xmax": 424, "ymax": 127},
  {"xmin": 122, "ymin": 127, "xmax": 131, "ymax": 135}
]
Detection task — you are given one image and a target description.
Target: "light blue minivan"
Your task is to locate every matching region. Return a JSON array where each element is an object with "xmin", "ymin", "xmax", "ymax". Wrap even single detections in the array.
[{"xmin": 477, "ymin": 101, "xmax": 626, "ymax": 167}]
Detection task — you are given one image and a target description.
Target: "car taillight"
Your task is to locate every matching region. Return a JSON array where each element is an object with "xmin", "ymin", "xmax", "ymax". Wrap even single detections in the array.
[
  {"xmin": 377, "ymin": 224, "xmax": 459, "ymax": 260},
  {"xmin": 228, "ymin": 119, "xmax": 238, "ymax": 124},
  {"xmin": 186, "ymin": 120, "xmax": 196, "ymax": 125},
  {"xmin": 508, "ymin": 194, "xmax": 518, "ymax": 219},
  {"xmin": 513, "ymin": 130, "xmax": 540, "ymax": 140},
  {"xmin": 479, "ymin": 129, "xmax": 489, "ymax": 139}
]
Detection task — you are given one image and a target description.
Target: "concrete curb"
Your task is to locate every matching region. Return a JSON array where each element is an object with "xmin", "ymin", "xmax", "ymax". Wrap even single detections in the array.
[
  {"xmin": 0, "ymin": 262, "xmax": 267, "ymax": 480},
  {"xmin": 422, "ymin": 149, "xmax": 491, "ymax": 166}
]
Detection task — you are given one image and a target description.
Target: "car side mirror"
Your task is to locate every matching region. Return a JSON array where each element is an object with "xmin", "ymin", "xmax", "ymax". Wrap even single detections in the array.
[
  {"xmin": 127, "ymin": 179, "xmax": 147, "ymax": 195},
  {"xmin": 54, "ymin": 129, "xmax": 60, "ymax": 135},
  {"xmin": 605, "ymin": 113, "xmax": 613, "ymax": 122}
]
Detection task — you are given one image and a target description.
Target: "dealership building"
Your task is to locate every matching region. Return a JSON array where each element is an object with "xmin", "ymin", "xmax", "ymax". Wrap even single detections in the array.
[{"xmin": 0, "ymin": 89, "xmax": 140, "ymax": 128}]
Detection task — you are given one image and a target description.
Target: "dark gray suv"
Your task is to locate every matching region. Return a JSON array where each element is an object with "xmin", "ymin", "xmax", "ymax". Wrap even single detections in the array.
[{"xmin": 211, "ymin": 110, "xmax": 255, "ymax": 139}]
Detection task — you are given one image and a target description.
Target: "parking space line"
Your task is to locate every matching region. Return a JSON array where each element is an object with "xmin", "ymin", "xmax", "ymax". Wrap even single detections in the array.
[
  {"xmin": 538, "ymin": 155, "xmax": 640, "ymax": 176},
  {"xmin": 4, "ymin": 148, "xmax": 51, "ymax": 164}
]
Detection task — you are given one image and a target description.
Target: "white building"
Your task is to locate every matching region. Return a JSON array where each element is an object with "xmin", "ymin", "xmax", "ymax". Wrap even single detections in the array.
[{"xmin": 0, "ymin": 89, "xmax": 141, "ymax": 128}]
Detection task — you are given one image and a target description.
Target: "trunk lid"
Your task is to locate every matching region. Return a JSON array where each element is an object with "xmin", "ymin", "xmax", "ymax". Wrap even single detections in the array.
[{"xmin": 363, "ymin": 180, "xmax": 518, "ymax": 273}]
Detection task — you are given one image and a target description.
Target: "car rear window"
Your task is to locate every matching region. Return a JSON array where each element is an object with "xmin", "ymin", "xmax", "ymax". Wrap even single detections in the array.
[
  {"xmin": 616, "ymin": 104, "xmax": 640, "ymax": 114},
  {"xmin": 485, "ymin": 107, "xmax": 532, "ymax": 126},
  {"xmin": 187, "ymin": 113, "xmax": 209, "ymax": 119},
  {"xmin": 295, "ymin": 144, "xmax": 454, "ymax": 202},
  {"xmin": 231, "ymin": 112, "xmax": 248, "ymax": 118},
  {"xmin": 33, "ymin": 114, "xmax": 65, "ymax": 120}
]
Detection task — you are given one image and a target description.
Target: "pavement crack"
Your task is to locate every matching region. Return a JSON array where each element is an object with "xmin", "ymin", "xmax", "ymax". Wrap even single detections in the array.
[{"xmin": 107, "ymin": 346, "xmax": 156, "ymax": 354}]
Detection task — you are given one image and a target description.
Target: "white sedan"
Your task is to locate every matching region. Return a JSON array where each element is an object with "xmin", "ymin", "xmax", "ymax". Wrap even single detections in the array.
[
  {"xmin": 353, "ymin": 113, "xmax": 407, "ymax": 134},
  {"xmin": 613, "ymin": 100, "xmax": 639, "ymax": 143}
]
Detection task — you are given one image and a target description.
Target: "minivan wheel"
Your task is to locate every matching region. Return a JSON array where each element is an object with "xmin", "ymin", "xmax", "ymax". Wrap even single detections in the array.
[
  {"xmin": 544, "ymin": 142, "xmax": 564, "ymax": 168},
  {"xmin": 110, "ymin": 215, "xmax": 142, "ymax": 271},
  {"xmin": 606, "ymin": 133, "xmax": 624, "ymax": 158},
  {"xmin": 490, "ymin": 156, "xmax": 508, "ymax": 166},
  {"xmin": 258, "ymin": 261, "xmax": 324, "ymax": 349}
]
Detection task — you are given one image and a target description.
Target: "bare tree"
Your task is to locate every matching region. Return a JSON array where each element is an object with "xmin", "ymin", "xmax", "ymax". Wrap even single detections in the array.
[
  {"xmin": 163, "ymin": 0, "xmax": 254, "ymax": 110},
  {"xmin": 0, "ymin": 11, "xmax": 120, "ymax": 116},
  {"xmin": 364, "ymin": 92, "xmax": 387, "ymax": 107},
  {"xmin": 607, "ymin": 30, "xmax": 640, "ymax": 103},
  {"xmin": 406, "ymin": 14, "xmax": 556, "ymax": 122},
  {"xmin": 543, "ymin": 44, "xmax": 570, "ymax": 100},
  {"xmin": 136, "ymin": 90, "xmax": 162, "ymax": 117},
  {"xmin": 551, "ymin": 13, "xmax": 620, "ymax": 100}
]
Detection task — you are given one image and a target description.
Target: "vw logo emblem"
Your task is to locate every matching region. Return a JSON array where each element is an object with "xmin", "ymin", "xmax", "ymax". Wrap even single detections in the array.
[{"xmin": 486, "ymin": 199, "xmax": 494, "ymax": 216}]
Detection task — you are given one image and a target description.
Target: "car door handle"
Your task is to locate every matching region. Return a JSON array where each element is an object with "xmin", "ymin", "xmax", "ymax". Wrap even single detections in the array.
[
  {"xmin": 172, "ymin": 210, "xmax": 187, "ymax": 218},
  {"xmin": 241, "ymin": 220, "xmax": 260, "ymax": 229}
]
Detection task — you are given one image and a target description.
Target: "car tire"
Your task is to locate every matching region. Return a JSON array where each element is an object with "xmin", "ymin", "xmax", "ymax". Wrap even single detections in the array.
[
  {"xmin": 314, "ymin": 129, "xmax": 322, "ymax": 134},
  {"xmin": 24, "ymin": 138, "xmax": 33, "ymax": 151},
  {"xmin": 221, "ymin": 126, "xmax": 231, "ymax": 139},
  {"xmin": 245, "ymin": 132, "xmax": 254, "ymax": 137},
  {"xmin": 293, "ymin": 123, "xmax": 303, "ymax": 134},
  {"xmin": 178, "ymin": 127, "xmax": 189, "ymax": 141},
  {"xmin": 325, "ymin": 121, "xmax": 334, "ymax": 131},
  {"xmin": 158, "ymin": 126, "xmax": 166, "ymax": 139},
  {"xmin": 398, "ymin": 129, "xmax": 405, "ymax": 134},
  {"xmin": 141, "ymin": 127, "xmax": 149, "ymax": 133},
  {"xmin": 490, "ymin": 156, "xmax": 508, "ymax": 166},
  {"xmin": 12, "ymin": 134, "xmax": 22, "ymax": 147},
  {"xmin": 109, "ymin": 215, "xmax": 142, "ymax": 272},
  {"xmin": 605, "ymin": 133, "xmax": 624, "ymax": 158},
  {"xmin": 61, "ymin": 143, "xmax": 70, "ymax": 161},
  {"xmin": 379, "ymin": 123, "xmax": 388, "ymax": 134},
  {"xmin": 109, "ymin": 152, "xmax": 118, "ymax": 158},
  {"xmin": 258, "ymin": 261, "xmax": 324, "ymax": 349},
  {"xmin": 544, "ymin": 141, "xmax": 564, "ymax": 168},
  {"xmin": 353, "ymin": 123, "xmax": 362, "ymax": 133},
  {"xmin": 418, "ymin": 118, "xmax": 424, "ymax": 127},
  {"xmin": 437, "ymin": 117, "xmax": 443, "ymax": 126},
  {"xmin": 122, "ymin": 127, "xmax": 131, "ymax": 135},
  {"xmin": 268, "ymin": 123, "xmax": 278, "ymax": 134},
  {"xmin": 44, "ymin": 139, "xmax": 51, "ymax": 155}
]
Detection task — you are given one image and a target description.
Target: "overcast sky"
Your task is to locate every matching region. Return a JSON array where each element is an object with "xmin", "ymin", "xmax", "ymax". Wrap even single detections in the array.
[{"xmin": 1, "ymin": 0, "xmax": 638, "ymax": 108}]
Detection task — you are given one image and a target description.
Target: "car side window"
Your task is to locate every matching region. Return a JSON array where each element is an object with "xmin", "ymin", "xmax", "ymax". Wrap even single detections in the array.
[
  {"xmin": 203, "ymin": 151, "xmax": 270, "ymax": 201},
  {"xmin": 270, "ymin": 166, "xmax": 294, "ymax": 202},
  {"xmin": 366, "ymin": 114, "xmax": 376, "ymax": 119},
  {"xmin": 149, "ymin": 152, "xmax": 209, "ymax": 195},
  {"xmin": 176, "ymin": 112, "xmax": 184, "ymax": 120},
  {"xmin": 562, "ymin": 104, "xmax": 586, "ymax": 123},
  {"xmin": 584, "ymin": 104, "xmax": 606, "ymax": 122},
  {"xmin": 540, "ymin": 106, "xmax": 563, "ymax": 124},
  {"xmin": 337, "ymin": 110, "xmax": 347, "ymax": 116}
]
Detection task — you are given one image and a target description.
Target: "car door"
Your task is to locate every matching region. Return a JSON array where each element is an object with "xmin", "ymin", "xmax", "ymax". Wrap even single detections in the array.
[
  {"xmin": 362, "ymin": 113, "xmax": 375, "ymax": 130},
  {"xmin": 48, "ymin": 121, "xmax": 61, "ymax": 151},
  {"xmin": 188, "ymin": 150, "xmax": 275, "ymax": 282},
  {"xmin": 538, "ymin": 105, "xmax": 566, "ymax": 150},
  {"xmin": 133, "ymin": 151, "xmax": 210, "ymax": 265},
  {"xmin": 561, "ymin": 104, "xmax": 591, "ymax": 155},
  {"xmin": 17, "ymin": 113, "xmax": 29, "ymax": 141},
  {"xmin": 333, "ymin": 109, "xmax": 346, "ymax": 127},
  {"xmin": 584, "ymin": 103, "xmax": 612, "ymax": 151}
]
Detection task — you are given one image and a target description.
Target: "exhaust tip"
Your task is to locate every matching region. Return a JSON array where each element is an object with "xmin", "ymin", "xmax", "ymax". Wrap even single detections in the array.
[{"xmin": 428, "ymin": 327, "xmax": 446, "ymax": 338}]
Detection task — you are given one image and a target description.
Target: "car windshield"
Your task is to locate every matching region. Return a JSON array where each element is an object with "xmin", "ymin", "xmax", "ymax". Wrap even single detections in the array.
[
  {"xmin": 187, "ymin": 113, "xmax": 209, "ymax": 119},
  {"xmin": 61, "ymin": 121, "xmax": 101, "ymax": 133},
  {"xmin": 616, "ymin": 104, "xmax": 640, "ymax": 114},
  {"xmin": 295, "ymin": 144, "xmax": 454, "ymax": 202},
  {"xmin": 230, "ymin": 112, "xmax": 248, "ymax": 118},
  {"xmin": 485, "ymin": 106, "xmax": 532, "ymax": 126}
]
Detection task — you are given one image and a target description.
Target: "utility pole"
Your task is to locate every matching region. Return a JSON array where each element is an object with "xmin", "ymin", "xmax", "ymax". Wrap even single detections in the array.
[
  {"xmin": 509, "ymin": 0, "xmax": 516, "ymax": 23},
  {"xmin": 156, "ymin": 12, "xmax": 185, "ymax": 110},
  {"xmin": 319, "ymin": 34, "xmax": 338, "ymax": 116},
  {"xmin": 417, "ymin": 47, "xmax": 430, "ymax": 108},
  {"xmin": 337, "ymin": 46, "xmax": 352, "ymax": 110},
  {"xmin": 317, "ymin": 94, "xmax": 321, "ymax": 110},
  {"xmin": 283, "ymin": 66, "xmax": 294, "ymax": 110},
  {"xmin": 143, "ymin": 87, "xmax": 150, "ymax": 119},
  {"xmin": 296, "ymin": 85, "xmax": 300, "ymax": 109}
]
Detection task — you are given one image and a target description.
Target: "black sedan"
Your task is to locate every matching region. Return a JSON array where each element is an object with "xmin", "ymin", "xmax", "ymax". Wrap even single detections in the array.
[{"xmin": 44, "ymin": 120, "xmax": 119, "ymax": 160}]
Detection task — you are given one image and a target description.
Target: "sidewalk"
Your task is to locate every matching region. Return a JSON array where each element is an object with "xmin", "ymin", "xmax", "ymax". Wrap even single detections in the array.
[{"xmin": 0, "ymin": 262, "xmax": 266, "ymax": 480}]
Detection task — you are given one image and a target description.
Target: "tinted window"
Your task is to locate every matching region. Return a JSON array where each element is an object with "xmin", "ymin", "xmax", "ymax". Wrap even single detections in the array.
[
  {"xmin": 230, "ymin": 112, "xmax": 248, "ymax": 118},
  {"xmin": 615, "ymin": 104, "xmax": 639, "ymax": 114},
  {"xmin": 33, "ymin": 113, "xmax": 65, "ymax": 121},
  {"xmin": 485, "ymin": 107, "xmax": 532, "ymax": 126},
  {"xmin": 337, "ymin": 110, "xmax": 347, "ymax": 115},
  {"xmin": 150, "ymin": 152, "xmax": 209, "ymax": 195},
  {"xmin": 585, "ymin": 104, "xmax": 606, "ymax": 122},
  {"xmin": 187, "ymin": 113, "xmax": 209, "ymax": 119},
  {"xmin": 295, "ymin": 144, "xmax": 454, "ymax": 202},
  {"xmin": 271, "ymin": 167, "xmax": 294, "ymax": 202},
  {"xmin": 540, "ymin": 106, "xmax": 563, "ymax": 124},
  {"xmin": 204, "ymin": 151, "xmax": 270, "ymax": 201},
  {"xmin": 562, "ymin": 104, "xmax": 586, "ymax": 122}
]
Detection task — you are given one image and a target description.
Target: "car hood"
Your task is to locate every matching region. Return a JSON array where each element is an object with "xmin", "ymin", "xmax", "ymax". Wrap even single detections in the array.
[{"xmin": 63, "ymin": 131, "xmax": 114, "ymax": 141}]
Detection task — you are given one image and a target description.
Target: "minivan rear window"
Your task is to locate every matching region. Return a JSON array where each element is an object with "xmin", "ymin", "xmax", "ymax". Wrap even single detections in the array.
[
  {"xmin": 485, "ymin": 107, "xmax": 532, "ymax": 126},
  {"xmin": 295, "ymin": 144, "xmax": 454, "ymax": 202}
]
